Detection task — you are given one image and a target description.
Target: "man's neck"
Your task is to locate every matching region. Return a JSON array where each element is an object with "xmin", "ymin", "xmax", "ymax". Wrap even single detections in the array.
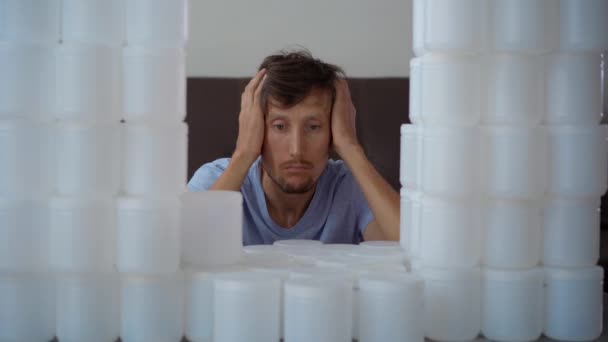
[{"xmin": 260, "ymin": 167, "xmax": 316, "ymax": 229}]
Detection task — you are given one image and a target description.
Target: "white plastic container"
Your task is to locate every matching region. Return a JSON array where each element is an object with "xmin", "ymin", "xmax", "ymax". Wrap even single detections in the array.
[
  {"xmin": 123, "ymin": 46, "xmax": 186, "ymax": 123},
  {"xmin": 420, "ymin": 196, "xmax": 480, "ymax": 268},
  {"xmin": 546, "ymin": 125, "xmax": 608, "ymax": 198},
  {"xmin": 0, "ymin": 0, "xmax": 60, "ymax": 45},
  {"xmin": 55, "ymin": 44, "xmax": 122, "ymax": 122},
  {"xmin": 482, "ymin": 198, "xmax": 542, "ymax": 269},
  {"xmin": 61, "ymin": 0, "xmax": 124, "ymax": 46},
  {"xmin": 402, "ymin": 189, "xmax": 423, "ymax": 259},
  {"xmin": 412, "ymin": 0, "xmax": 425, "ymax": 56},
  {"xmin": 54, "ymin": 122, "xmax": 122, "ymax": 196},
  {"xmin": 117, "ymin": 197, "xmax": 181, "ymax": 274},
  {"xmin": 419, "ymin": 267, "xmax": 481, "ymax": 341},
  {"xmin": 0, "ymin": 43, "xmax": 55, "ymax": 120},
  {"xmin": 400, "ymin": 124, "xmax": 422, "ymax": 189},
  {"xmin": 544, "ymin": 266, "xmax": 604, "ymax": 341},
  {"xmin": 409, "ymin": 57, "xmax": 422, "ymax": 122},
  {"xmin": 489, "ymin": 0, "xmax": 557, "ymax": 52},
  {"xmin": 0, "ymin": 198, "xmax": 49, "ymax": 272},
  {"xmin": 185, "ymin": 266, "xmax": 247, "ymax": 342},
  {"xmin": 422, "ymin": 126, "xmax": 479, "ymax": 198},
  {"xmin": 50, "ymin": 197, "xmax": 116, "ymax": 273},
  {"xmin": 482, "ymin": 268, "xmax": 544, "ymax": 342},
  {"xmin": 125, "ymin": 0, "xmax": 188, "ymax": 47},
  {"xmin": 558, "ymin": 0, "xmax": 608, "ymax": 51},
  {"xmin": 56, "ymin": 273, "xmax": 120, "ymax": 342},
  {"xmin": 181, "ymin": 191, "xmax": 243, "ymax": 268},
  {"xmin": 123, "ymin": 122, "xmax": 188, "ymax": 196},
  {"xmin": 213, "ymin": 272, "xmax": 281, "ymax": 342},
  {"xmin": 0, "ymin": 272, "xmax": 56, "ymax": 342},
  {"xmin": 419, "ymin": 55, "xmax": 481, "ymax": 126},
  {"xmin": 545, "ymin": 53, "xmax": 603, "ymax": 125},
  {"xmin": 482, "ymin": 54, "xmax": 544, "ymax": 125},
  {"xmin": 284, "ymin": 277, "xmax": 353, "ymax": 342},
  {"xmin": 358, "ymin": 273, "xmax": 424, "ymax": 342},
  {"xmin": 400, "ymin": 188, "xmax": 409, "ymax": 253},
  {"xmin": 543, "ymin": 197, "xmax": 601, "ymax": 267},
  {"xmin": 480, "ymin": 126, "xmax": 547, "ymax": 199},
  {"xmin": 274, "ymin": 239, "xmax": 323, "ymax": 248},
  {"xmin": 413, "ymin": 0, "xmax": 486, "ymax": 54},
  {"xmin": 121, "ymin": 273, "xmax": 184, "ymax": 342},
  {"xmin": 359, "ymin": 240, "xmax": 402, "ymax": 251},
  {"xmin": 0, "ymin": 120, "xmax": 54, "ymax": 196}
]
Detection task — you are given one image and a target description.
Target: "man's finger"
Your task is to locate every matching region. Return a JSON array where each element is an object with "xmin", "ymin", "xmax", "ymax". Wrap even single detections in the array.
[
  {"xmin": 248, "ymin": 69, "xmax": 267, "ymax": 94},
  {"xmin": 253, "ymin": 74, "xmax": 267, "ymax": 106}
]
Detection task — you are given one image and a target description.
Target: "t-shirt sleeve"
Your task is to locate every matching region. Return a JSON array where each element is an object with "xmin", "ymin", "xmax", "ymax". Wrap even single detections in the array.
[
  {"xmin": 349, "ymin": 172, "xmax": 375, "ymax": 234},
  {"xmin": 187, "ymin": 158, "xmax": 231, "ymax": 192}
]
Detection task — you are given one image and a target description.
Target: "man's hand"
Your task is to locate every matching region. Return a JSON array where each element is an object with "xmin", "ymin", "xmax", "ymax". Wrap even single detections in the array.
[
  {"xmin": 331, "ymin": 79, "xmax": 360, "ymax": 157},
  {"xmin": 234, "ymin": 69, "xmax": 267, "ymax": 163}
]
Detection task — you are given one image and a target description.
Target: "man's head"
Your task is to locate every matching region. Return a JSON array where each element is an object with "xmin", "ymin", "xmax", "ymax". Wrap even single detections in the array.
[{"xmin": 258, "ymin": 50, "xmax": 345, "ymax": 194}]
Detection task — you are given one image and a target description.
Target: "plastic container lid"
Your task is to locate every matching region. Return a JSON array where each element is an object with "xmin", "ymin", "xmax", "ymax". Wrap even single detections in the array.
[
  {"xmin": 423, "ymin": 125, "xmax": 478, "ymax": 139},
  {"xmin": 483, "ymin": 267, "xmax": 544, "ymax": 284},
  {"xmin": 419, "ymin": 266, "xmax": 480, "ymax": 282},
  {"xmin": 116, "ymin": 196, "xmax": 180, "ymax": 211},
  {"xmin": 123, "ymin": 45, "xmax": 185, "ymax": 57},
  {"xmin": 544, "ymin": 196, "xmax": 601, "ymax": 208},
  {"xmin": 401, "ymin": 123, "xmax": 420, "ymax": 135},
  {"xmin": 242, "ymin": 244, "xmax": 285, "ymax": 254},
  {"xmin": 213, "ymin": 271, "xmax": 281, "ymax": 292},
  {"xmin": 49, "ymin": 196, "xmax": 112, "ymax": 210},
  {"xmin": 358, "ymin": 273, "xmax": 424, "ymax": 293},
  {"xmin": 284, "ymin": 276, "xmax": 353, "ymax": 298},
  {"xmin": 274, "ymin": 239, "xmax": 323, "ymax": 248},
  {"xmin": 125, "ymin": 121, "xmax": 188, "ymax": 134},
  {"xmin": 547, "ymin": 124, "xmax": 606, "ymax": 137},
  {"xmin": 360, "ymin": 241, "xmax": 402, "ymax": 250},
  {"xmin": 544, "ymin": 266, "xmax": 604, "ymax": 282},
  {"xmin": 481, "ymin": 125, "xmax": 544, "ymax": 137}
]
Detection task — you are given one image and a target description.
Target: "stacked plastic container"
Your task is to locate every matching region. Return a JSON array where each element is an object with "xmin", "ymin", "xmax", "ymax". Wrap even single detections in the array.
[
  {"xmin": 117, "ymin": 1, "xmax": 189, "ymax": 342},
  {"xmin": 0, "ymin": 2, "xmax": 59, "ymax": 341},
  {"xmin": 405, "ymin": 1, "xmax": 607, "ymax": 341}
]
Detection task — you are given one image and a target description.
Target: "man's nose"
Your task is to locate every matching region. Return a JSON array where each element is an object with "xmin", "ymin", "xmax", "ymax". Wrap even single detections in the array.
[{"xmin": 288, "ymin": 130, "xmax": 304, "ymax": 158}]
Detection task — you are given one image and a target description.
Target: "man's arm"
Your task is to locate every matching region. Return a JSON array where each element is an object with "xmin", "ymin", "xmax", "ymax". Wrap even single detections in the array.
[
  {"xmin": 209, "ymin": 69, "xmax": 267, "ymax": 191},
  {"xmin": 331, "ymin": 79, "xmax": 400, "ymax": 241}
]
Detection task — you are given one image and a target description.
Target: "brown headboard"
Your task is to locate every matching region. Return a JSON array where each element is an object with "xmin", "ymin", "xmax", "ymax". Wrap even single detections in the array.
[{"xmin": 186, "ymin": 78, "xmax": 410, "ymax": 190}]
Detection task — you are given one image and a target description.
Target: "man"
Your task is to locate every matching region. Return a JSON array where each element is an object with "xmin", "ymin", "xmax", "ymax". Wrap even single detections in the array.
[{"xmin": 188, "ymin": 50, "xmax": 399, "ymax": 245}]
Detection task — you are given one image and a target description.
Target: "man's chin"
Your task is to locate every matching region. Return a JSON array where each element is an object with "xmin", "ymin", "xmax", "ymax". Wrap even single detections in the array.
[{"xmin": 279, "ymin": 180, "xmax": 316, "ymax": 194}]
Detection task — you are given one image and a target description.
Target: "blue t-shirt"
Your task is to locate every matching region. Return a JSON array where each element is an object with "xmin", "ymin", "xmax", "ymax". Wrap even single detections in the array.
[{"xmin": 187, "ymin": 158, "xmax": 374, "ymax": 245}]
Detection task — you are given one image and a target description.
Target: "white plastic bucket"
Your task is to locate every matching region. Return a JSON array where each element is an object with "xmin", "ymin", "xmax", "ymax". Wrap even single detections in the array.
[
  {"xmin": 0, "ymin": 272, "xmax": 56, "ymax": 342},
  {"xmin": 544, "ymin": 266, "xmax": 604, "ymax": 341},
  {"xmin": 481, "ymin": 198, "xmax": 542, "ymax": 269},
  {"xmin": 0, "ymin": 121, "xmax": 53, "ymax": 196},
  {"xmin": 0, "ymin": 0, "xmax": 60, "ymax": 45},
  {"xmin": 61, "ymin": 0, "xmax": 124, "ymax": 46},
  {"xmin": 117, "ymin": 197, "xmax": 181, "ymax": 274},
  {"xmin": 55, "ymin": 44, "xmax": 122, "ymax": 122},
  {"xmin": 482, "ymin": 268, "xmax": 544, "ymax": 341},
  {"xmin": 543, "ymin": 197, "xmax": 601, "ymax": 267},
  {"xmin": 54, "ymin": 122, "xmax": 122, "ymax": 196},
  {"xmin": 50, "ymin": 197, "xmax": 116, "ymax": 273},
  {"xmin": 402, "ymin": 189, "xmax": 423, "ymax": 259},
  {"xmin": 545, "ymin": 53, "xmax": 603, "ymax": 125},
  {"xmin": 0, "ymin": 43, "xmax": 55, "ymax": 120},
  {"xmin": 400, "ymin": 124, "xmax": 422, "ymax": 189},
  {"xmin": 420, "ymin": 196, "xmax": 480, "ymax": 268},
  {"xmin": 0, "ymin": 198, "xmax": 49, "ymax": 272},
  {"xmin": 121, "ymin": 273, "xmax": 184, "ymax": 342},
  {"xmin": 558, "ymin": 0, "xmax": 608, "ymax": 51},
  {"xmin": 489, "ymin": 0, "xmax": 557, "ymax": 52},
  {"xmin": 419, "ymin": 266, "xmax": 481, "ymax": 341},
  {"xmin": 123, "ymin": 46, "xmax": 186, "ymax": 123},
  {"xmin": 284, "ymin": 276, "xmax": 353, "ymax": 342},
  {"xmin": 181, "ymin": 191, "xmax": 243, "ymax": 268},
  {"xmin": 125, "ymin": 0, "xmax": 188, "ymax": 47},
  {"xmin": 546, "ymin": 125, "xmax": 608, "ymax": 197},
  {"xmin": 413, "ymin": 0, "xmax": 486, "ymax": 53},
  {"xmin": 422, "ymin": 125, "xmax": 479, "ymax": 198},
  {"xmin": 419, "ymin": 55, "xmax": 481, "ymax": 126},
  {"xmin": 482, "ymin": 54, "xmax": 544, "ymax": 125},
  {"xmin": 123, "ymin": 122, "xmax": 188, "ymax": 195},
  {"xmin": 213, "ymin": 271, "xmax": 282, "ymax": 342},
  {"xmin": 56, "ymin": 273, "xmax": 120, "ymax": 342},
  {"xmin": 409, "ymin": 57, "xmax": 422, "ymax": 122},
  {"xmin": 357, "ymin": 273, "xmax": 424, "ymax": 342},
  {"xmin": 480, "ymin": 125, "xmax": 547, "ymax": 199}
]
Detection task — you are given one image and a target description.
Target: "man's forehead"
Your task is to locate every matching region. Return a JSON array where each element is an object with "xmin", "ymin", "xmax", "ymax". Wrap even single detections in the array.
[{"xmin": 267, "ymin": 89, "xmax": 332, "ymax": 119}]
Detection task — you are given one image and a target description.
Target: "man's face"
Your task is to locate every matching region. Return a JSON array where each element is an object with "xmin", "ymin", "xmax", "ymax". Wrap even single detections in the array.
[{"xmin": 261, "ymin": 88, "xmax": 332, "ymax": 194}]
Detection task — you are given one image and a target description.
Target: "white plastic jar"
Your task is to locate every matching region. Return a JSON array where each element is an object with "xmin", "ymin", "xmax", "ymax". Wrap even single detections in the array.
[
  {"xmin": 400, "ymin": 124, "xmax": 423, "ymax": 189},
  {"xmin": 116, "ymin": 197, "xmax": 181, "ymax": 274},
  {"xmin": 409, "ymin": 57, "xmax": 422, "ymax": 122},
  {"xmin": 543, "ymin": 197, "xmax": 601, "ymax": 267},
  {"xmin": 420, "ymin": 195, "xmax": 480, "ymax": 268},
  {"xmin": 482, "ymin": 268, "xmax": 544, "ymax": 341},
  {"xmin": 181, "ymin": 191, "xmax": 243, "ymax": 268},
  {"xmin": 125, "ymin": 0, "xmax": 188, "ymax": 48},
  {"xmin": 0, "ymin": 0, "xmax": 61, "ymax": 45},
  {"xmin": 482, "ymin": 198, "xmax": 542, "ymax": 269},
  {"xmin": 61, "ymin": 0, "xmax": 124, "ymax": 46},
  {"xmin": 480, "ymin": 125, "xmax": 547, "ymax": 199},
  {"xmin": 558, "ymin": 0, "xmax": 608, "ymax": 51},
  {"xmin": 544, "ymin": 266, "xmax": 604, "ymax": 341},
  {"xmin": 419, "ymin": 266, "xmax": 481, "ymax": 341}
]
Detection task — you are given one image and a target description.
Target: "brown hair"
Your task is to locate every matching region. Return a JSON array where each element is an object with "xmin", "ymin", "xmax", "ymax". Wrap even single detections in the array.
[{"xmin": 258, "ymin": 49, "xmax": 345, "ymax": 113}]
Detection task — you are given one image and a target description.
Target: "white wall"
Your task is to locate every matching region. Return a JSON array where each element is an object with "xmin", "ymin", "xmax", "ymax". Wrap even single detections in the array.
[{"xmin": 186, "ymin": 0, "xmax": 413, "ymax": 78}]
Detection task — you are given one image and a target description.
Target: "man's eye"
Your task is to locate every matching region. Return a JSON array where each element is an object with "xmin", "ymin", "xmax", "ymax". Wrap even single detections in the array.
[
  {"xmin": 309, "ymin": 125, "xmax": 321, "ymax": 131},
  {"xmin": 274, "ymin": 124, "xmax": 285, "ymax": 130}
]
